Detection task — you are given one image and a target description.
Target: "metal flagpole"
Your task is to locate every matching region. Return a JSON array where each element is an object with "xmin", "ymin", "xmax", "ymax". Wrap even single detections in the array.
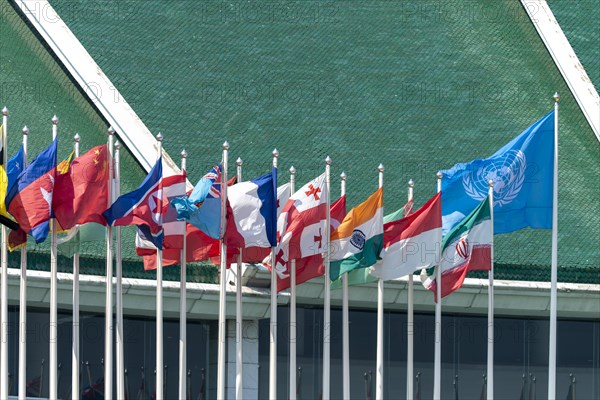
[
  {"xmin": 322, "ymin": 157, "xmax": 333, "ymax": 399},
  {"xmin": 406, "ymin": 179, "xmax": 414, "ymax": 400},
  {"xmin": 269, "ymin": 148, "xmax": 279, "ymax": 400},
  {"xmin": 71, "ymin": 133, "xmax": 81, "ymax": 400},
  {"xmin": 487, "ymin": 179, "xmax": 495, "ymax": 400},
  {"xmin": 105, "ymin": 126, "xmax": 115, "ymax": 400},
  {"xmin": 178, "ymin": 149, "xmax": 188, "ymax": 400},
  {"xmin": 433, "ymin": 171, "xmax": 442, "ymax": 400},
  {"xmin": 115, "ymin": 140, "xmax": 125, "ymax": 400},
  {"xmin": 18, "ymin": 126, "xmax": 29, "ymax": 400},
  {"xmin": 49, "ymin": 115, "xmax": 59, "ymax": 400},
  {"xmin": 217, "ymin": 141, "xmax": 229, "ymax": 400},
  {"xmin": 375, "ymin": 164, "xmax": 384, "ymax": 400},
  {"xmin": 155, "ymin": 133, "xmax": 164, "ymax": 400},
  {"xmin": 236, "ymin": 157, "xmax": 244, "ymax": 400},
  {"xmin": 0, "ymin": 106, "xmax": 8, "ymax": 400},
  {"xmin": 340, "ymin": 171, "xmax": 349, "ymax": 400},
  {"xmin": 548, "ymin": 93, "xmax": 560, "ymax": 399},
  {"xmin": 289, "ymin": 166, "xmax": 296, "ymax": 400}
]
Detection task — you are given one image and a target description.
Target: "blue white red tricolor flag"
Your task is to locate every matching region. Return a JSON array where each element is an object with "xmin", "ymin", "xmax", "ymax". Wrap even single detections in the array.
[{"xmin": 103, "ymin": 157, "xmax": 164, "ymax": 249}]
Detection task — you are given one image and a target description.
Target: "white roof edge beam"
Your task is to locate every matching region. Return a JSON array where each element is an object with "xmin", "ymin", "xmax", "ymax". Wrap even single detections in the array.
[
  {"xmin": 522, "ymin": 0, "xmax": 600, "ymax": 140},
  {"xmin": 15, "ymin": 0, "xmax": 181, "ymax": 176}
]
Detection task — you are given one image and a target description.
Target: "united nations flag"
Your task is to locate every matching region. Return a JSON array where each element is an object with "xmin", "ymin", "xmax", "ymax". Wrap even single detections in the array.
[{"xmin": 441, "ymin": 110, "xmax": 555, "ymax": 235}]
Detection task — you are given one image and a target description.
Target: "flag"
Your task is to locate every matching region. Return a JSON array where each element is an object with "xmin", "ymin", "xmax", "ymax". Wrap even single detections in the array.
[
  {"xmin": 136, "ymin": 173, "xmax": 186, "ymax": 253},
  {"xmin": 103, "ymin": 157, "xmax": 164, "ymax": 249},
  {"xmin": 422, "ymin": 197, "xmax": 493, "ymax": 301},
  {"xmin": 274, "ymin": 195, "xmax": 346, "ymax": 292},
  {"xmin": 331, "ymin": 197, "xmax": 416, "ymax": 289},
  {"xmin": 0, "ymin": 144, "xmax": 24, "ymax": 231},
  {"xmin": 370, "ymin": 193, "xmax": 442, "ymax": 281},
  {"xmin": 171, "ymin": 164, "xmax": 222, "ymax": 239},
  {"xmin": 139, "ymin": 223, "xmax": 218, "ymax": 271},
  {"xmin": 224, "ymin": 169, "xmax": 277, "ymax": 249},
  {"xmin": 272, "ymin": 173, "xmax": 328, "ymax": 277},
  {"xmin": 212, "ymin": 182, "xmax": 290, "ymax": 266},
  {"xmin": 441, "ymin": 111, "xmax": 554, "ymax": 235},
  {"xmin": 329, "ymin": 187, "xmax": 383, "ymax": 281},
  {"xmin": 7, "ymin": 137, "xmax": 58, "ymax": 242},
  {"xmin": 53, "ymin": 144, "xmax": 109, "ymax": 230},
  {"xmin": 0, "ymin": 125, "xmax": 19, "ymax": 230}
]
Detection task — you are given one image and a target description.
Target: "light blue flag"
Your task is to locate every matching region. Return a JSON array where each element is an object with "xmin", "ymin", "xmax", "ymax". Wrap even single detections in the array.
[
  {"xmin": 441, "ymin": 110, "xmax": 554, "ymax": 235},
  {"xmin": 171, "ymin": 164, "xmax": 222, "ymax": 239}
]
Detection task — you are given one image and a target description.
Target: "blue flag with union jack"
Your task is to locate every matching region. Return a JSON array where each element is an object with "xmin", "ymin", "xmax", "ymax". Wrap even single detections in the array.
[{"xmin": 171, "ymin": 163, "xmax": 223, "ymax": 239}]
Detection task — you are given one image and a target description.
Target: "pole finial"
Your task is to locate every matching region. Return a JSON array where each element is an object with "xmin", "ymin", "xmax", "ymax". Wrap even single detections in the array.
[
  {"xmin": 436, "ymin": 171, "xmax": 443, "ymax": 179},
  {"xmin": 289, "ymin": 165, "xmax": 296, "ymax": 174},
  {"xmin": 408, "ymin": 179, "xmax": 414, "ymax": 188},
  {"xmin": 107, "ymin": 126, "xmax": 115, "ymax": 136},
  {"xmin": 2, "ymin": 106, "xmax": 8, "ymax": 116},
  {"xmin": 340, "ymin": 171, "xmax": 347, "ymax": 180},
  {"xmin": 378, "ymin": 163, "xmax": 384, "ymax": 172},
  {"xmin": 325, "ymin": 156, "xmax": 332, "ymax": 165},
  {"xmin": 115, "ymin": 140, "xmax": 122, "ymax": 150},
  {"xmin": 22, "ymin": 126, "xmax": 29, "ymax": 135},
  {"xmin": 156, "ymin": 132, "xmax": 163, "ymax": 142},
  {"xmin": 237, "ymin": 157, "xmax": 243, "ymax": 166},
  {"xmin": 272, "ymin": 148, "xmax": 279, "ymax": 158},
  {"xmin": 553, "ymin": 92, "xmax": 560, "ymax": 103},
  {"xmin": 74, "ymin": 133, "xmax": 80, "ymax": 142},
  {"xmin": 181, "ymin": 149, "xmax": 188, "ymax": 158},
  {"xmin": 223, "ymin": 141, "xmax": 230, "ymax": 150},
  {"xmin": 488, "ymin": 179, "xmax": 494, "ymax": 188},
  {"xmin": 52, "ymin": 115, "xmax": 59, "ymax": 125}
]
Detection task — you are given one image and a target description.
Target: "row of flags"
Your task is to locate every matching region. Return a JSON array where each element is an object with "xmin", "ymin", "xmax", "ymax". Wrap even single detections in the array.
[
  {"xmin": 0, "ymin": 109, "xmax": 554, "ymax": 299},
  {"xmin": 0, "ymin": 106, "xmax": 555, "ymax": 400}
]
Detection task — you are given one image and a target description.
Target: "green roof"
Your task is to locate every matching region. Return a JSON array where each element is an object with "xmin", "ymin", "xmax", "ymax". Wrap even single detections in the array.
[{"xmin": 2, "ymin": 0, "xmax": 598, "ymax": 285}]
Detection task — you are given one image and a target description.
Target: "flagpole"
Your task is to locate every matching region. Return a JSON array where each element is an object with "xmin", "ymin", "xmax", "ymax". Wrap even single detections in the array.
[
  {"xmin": 49, "ymin": 115, "xmax": 59, "ymax": 400},
  {"xmin": 433, "ymin": 171, "xmax": 442, "ymax": 400},
  {"xmin": 0, "ymin": 106, "xmax": 8, "ymax": 400},
  {"xmin": 548, "ymin": 92, "xmax": 560, "ymax": 399},
  {"xmin": 178, "ymin": 149, "xmax": 188, "ymax": 400},
  {"xmin": 217, "ymin": 141, "xmax": 229, "ymax": 400},
  {"xmin": 375, "ymin": 164, "xmax": 384, "ymax": 400},
  {"xmin": 18, "ymin": 125, "xmax": 29, "ymax": 400},
  {"xmin": 115, "ymin": 140, "xmax": 125, "ymax": 400},
  {"xmin": 487, "ymin": 179, "xmax": 495, "ymax": 400},
  {"xmin": 269, "ymin": 148, "xmax": 279, "ymax": 400},
  {"xmin": 236, "ymin": 156, "xmax": 244, "ymax": 400},
  {"xmin": 155, "ymin": 132, "xmax": 164, "ymax": 400},
  {"xmin": 340, "ymin": 171, "xmax": 349, "ymax": 400},
  {"xmin": 406, "ymin": 178, "xmax": 414, "ymax": 400},
  {"xmin": 288, "ymin": 165, "xmax": 297, "ymax": 400},
  {"xmin": 322, "ymin": 156, "xmax": 333, "ymax": 400},
  {"xmin": 105, "ymin": 126, "xmax": 115, "ymax": 400},
  {"xmin": 71, "ymin": 133, "xmax": 81, "ymax": 400}
]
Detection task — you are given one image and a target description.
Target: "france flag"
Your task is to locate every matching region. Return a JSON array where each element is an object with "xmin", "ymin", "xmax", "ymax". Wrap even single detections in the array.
[{"xmin": 226, "ymin": 169, "xmax": 277, "ymax": 249}]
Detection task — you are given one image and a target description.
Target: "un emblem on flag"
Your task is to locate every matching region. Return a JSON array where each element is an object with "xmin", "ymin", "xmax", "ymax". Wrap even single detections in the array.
[
  {"xmin": 463, "ymin": 150, "xmax": 526, "ymax": 206},
  {"xmin": 350, "ymin": 229, "xmax": 366, "ymax": 250}
]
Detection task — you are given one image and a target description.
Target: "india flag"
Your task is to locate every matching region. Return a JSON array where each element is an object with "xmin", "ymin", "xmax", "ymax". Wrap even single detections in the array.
[
  {"xmin": 422, "ymin": 197, "xmax": 493, "ymax": 301},
  {"xmin": 329, "ymin": 187, "xmax": 384, "ymax": 281}
]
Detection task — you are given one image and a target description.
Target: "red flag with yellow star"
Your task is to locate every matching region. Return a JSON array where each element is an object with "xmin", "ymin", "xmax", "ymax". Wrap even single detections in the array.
[{"xmin": 53, "ymin": 144, "xmax": 109, "ymax": 230}]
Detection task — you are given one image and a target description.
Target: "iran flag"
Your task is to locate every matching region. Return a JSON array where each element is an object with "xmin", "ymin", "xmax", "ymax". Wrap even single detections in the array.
[
  {"xmin": 370, "ymin": 193, "xmax": 442, "ymax": 281},
  {"xmin": 273, "ymin": 173, "xmax": 328, "ymax": 277},
  {"xmin": 422, "ymin": 197, "xmax": 493, "ymax": 301}
]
